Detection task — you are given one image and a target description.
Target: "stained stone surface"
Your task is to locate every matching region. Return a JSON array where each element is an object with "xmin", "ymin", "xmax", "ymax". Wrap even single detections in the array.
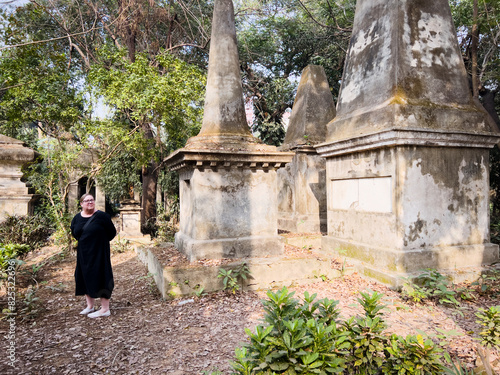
[
  {"xmin": 277, "ymin": 65, "xmax": 335, "ymax": 233},
  {"xmin": 277, "ymin": 152, "xmax": 327, "ymax": 233},
  {"xmin": 165, "ymin": 0, "xmax": 293, "ymax": 261},
  {"xmin": 193, "ymin": 0, "xmax": 252, "ymax": 141},
  {"xmin": 281, "ymin": 65, "xmax": 336, "ymax": 151},
  {"xmin": 0, "ymin": 135, "xmax": 35, "ymax": 221},
  {"xmin": 316, "ymin": 0, "xmax": 500, "ymax": 285},
  {"xmin": 118, "ymin": 200, "xmax": 143, "ymax": 238},
  {"xmin": 325, "ymin": 0, "xmax": 498, "ymax": 143}
]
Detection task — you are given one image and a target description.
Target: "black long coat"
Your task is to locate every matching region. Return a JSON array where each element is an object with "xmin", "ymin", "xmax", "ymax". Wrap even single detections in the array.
[{"xmin": 71, "ymin": 211, "xmax": 116, "ymax": 299}]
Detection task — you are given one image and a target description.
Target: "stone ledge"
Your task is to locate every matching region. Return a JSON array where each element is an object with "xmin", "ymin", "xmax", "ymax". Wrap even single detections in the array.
[
  {"xmin": 165, "ymin": 148, "xmax": 294, "ymax": 172},
  {"xmin": 319, "ymin": 235, "xmax": 499, "ymax": 286},
  {"xmin": 135, "ymin": 245, "xmax": 343, "ymax": 299},
  {"xmin": 316, "ymin": 128, "xmax": 500, "ymax": 158},
  {"xmin": 278, "ymin": 216, "xmax": 327, "ymax": 234},
  {"xmin": 174, "ymin": 231, "xmax": 284, "ymax": 261},
  {"xmin": 282, "ymin": 233, "xmax": 323, "ymax": 250}
]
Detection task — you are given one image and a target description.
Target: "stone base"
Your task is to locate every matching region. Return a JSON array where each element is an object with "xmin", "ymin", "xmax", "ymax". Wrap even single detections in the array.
[
  {"xmin": 321, "ymin": 236, "xmax": 499, "ymax": 286},
  {"xmin": 175, "ymin": 231, "xmax": 284, "ymax": 261},
  {"xmin": 282, "ymin": 233, "xmax": 323, "ymax": 250},
  {"xmin": 277, "ymin": 152, "xmax": 326, "ymax": 234},
  {"xmin": 0, "ymin": 195, "xmax": 35, "ymax": 221},
  {"xmin": 119, "ymin": 212, "xmax": 142, "ymax": 236},
  {"xmin": 278, "ymin": 214, "xmax": 326, "ymax": 233},
  {"xmin": 135, "ymin": 245, "xmax": 343, "ymax": 299}
]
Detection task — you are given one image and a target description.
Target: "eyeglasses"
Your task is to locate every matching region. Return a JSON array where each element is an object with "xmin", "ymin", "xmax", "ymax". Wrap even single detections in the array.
[{"xmin": 82, "ymin": 199, "xmax": 95, "ymax": 203}]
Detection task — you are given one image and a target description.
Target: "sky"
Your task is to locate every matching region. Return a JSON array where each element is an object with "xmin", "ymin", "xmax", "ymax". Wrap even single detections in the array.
[{"xmin": 0, "ymin": 0, "xmax": 28, "ymax": 10}]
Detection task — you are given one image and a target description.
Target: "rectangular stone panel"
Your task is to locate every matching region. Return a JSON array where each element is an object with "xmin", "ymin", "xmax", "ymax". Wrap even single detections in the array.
[{"xmin": 331, "ymin": 177, "xmax": 392, "ymax": 213}]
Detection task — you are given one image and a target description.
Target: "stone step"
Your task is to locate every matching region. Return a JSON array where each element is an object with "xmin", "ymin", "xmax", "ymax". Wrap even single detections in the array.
[{"xmin": 135, "ymin": 244, "xmax": 349, "ymax": 299}]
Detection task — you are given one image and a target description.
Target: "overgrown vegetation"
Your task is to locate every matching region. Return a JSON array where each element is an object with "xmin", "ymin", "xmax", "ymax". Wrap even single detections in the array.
[
  {"xmin": 474, "ymin": 306, "xmax": 500, "ymax": 375},
  {"xmin": 144, "ymin": 202, "xmax": 179, "ymax": 242},
  {"xmin": 401, "ymin": 268, "xmax": 500, "ymax": 307},
  {"xmin": 0, "ymin": 243, "xmax": 29, "ymax": 281},
  {"xmin": 218, "ymin": 263, "xmax": 251, "ymax": 294},
  {"xmin": 111, "ymin": 236, "xmax": 132, "ymax": 254},
  {"xmin": 231, "ymin": 287, "xmax": 450, "ymax": 374},
  {"xmin": 0, "ymin": 214, "xmax": 54, "ymax": 282},
  {"xmin": 400, "ymin": 269, "xmax": 500, "ymax": 373},
  {"xmin": 401, "ymin": 269, "xmax": 475, "ymax": 307},
  {"xmin": 0, "ymin": 214, "xmax": 54, "ymax": 250},
  {"xmin": 476, "ymin": 306, "xmax": 500, "ymax": 349}
]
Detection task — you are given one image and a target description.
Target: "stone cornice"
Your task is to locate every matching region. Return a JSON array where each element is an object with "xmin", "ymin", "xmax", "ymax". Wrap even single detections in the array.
[
  {"xmin": 315, "ymin": 128, "xmax": 500, "ymax": 158},
  {"xmin": 164, "ymin": 148, "xmax": 294, "ymax": 172},
  {"xmin": 279, "ymin": 144, "xmax": 318, "ymax": 154},
  {"xmin": 0, "ymin": 135, "xmax": 35, "ymax": 162}
]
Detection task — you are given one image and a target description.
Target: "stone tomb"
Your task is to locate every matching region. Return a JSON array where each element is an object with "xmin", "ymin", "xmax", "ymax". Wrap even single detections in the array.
[
  {"xmin": 315, "ymin": 0, "xmax": 500, "ymax": 285},
  {"xmin": 278, "ymin": 65, "xmax": 336, "ymax": 233},
  {"xmin": 118, "ymin": 199, "xmax": 143, "ymax": 238},
  {"xmin": 167, "ymin": 149, "xmax": 293, "ymax": 260},
  {"xmin": 165, "ymin": 0, "xmax": 293, "ymax": 261},
  {"xmin": 0, "ymin": 135, "xmax": 36, "ymax": 221}
]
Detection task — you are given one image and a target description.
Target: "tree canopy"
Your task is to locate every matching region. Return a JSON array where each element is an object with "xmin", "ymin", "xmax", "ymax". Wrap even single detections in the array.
[{"xmin": 235, "ymin": 0, "xmax": 355, "ymax": 145}]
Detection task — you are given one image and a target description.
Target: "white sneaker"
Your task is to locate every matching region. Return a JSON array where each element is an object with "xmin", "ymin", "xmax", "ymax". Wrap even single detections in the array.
[
  {"xmin": 79, "ymin": 307, "xmax": 95, "ymax": 315},
  {"xmin": 88, "ymin": 309, "xmax": 111, "ymax": 318}
]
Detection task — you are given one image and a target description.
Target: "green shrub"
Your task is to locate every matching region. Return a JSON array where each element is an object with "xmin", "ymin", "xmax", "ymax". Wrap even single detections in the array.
[
  {"xmin": 383, "ymin": 334, "xmax": 445, "ymax": 374},
  {"xmin": 345, "ymin": 291, "xmax": 387, "ymax": 373},
  {"xmin": 401, "ymin": 269, "xmax": 471, "ymax": 307},
  {"xmin": 0, "ymin": 214, "xmax": 54, "ymax": 250},
  {"xmin": 0, "ymin": 243, "xmax": 29, "ymax": 279},
  {"xmin": 111, "ymin": 236, "xmax": 131, "ymax": 253},
  {"xmin": 218, "ymin": 263, "xmax": 251, "ymax": 293},
  {"xmin": 231, "ymin": 286, "xmax": 446, "ymax": 375},
  {"xmin": 475, "ymin": 306, "xmax": 500, "ymax": 349}
]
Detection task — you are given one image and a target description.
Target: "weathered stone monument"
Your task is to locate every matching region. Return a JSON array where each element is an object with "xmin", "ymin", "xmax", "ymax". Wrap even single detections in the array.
[
  {"xmin": 165, "ymin": 0, "xmax": 293, "ymax": 261},
  {"xmin": 0, "ymin": 135, "xmax": 36, "ymax": 221},
  {"xmin": 278, "ymin": 65, "xmax": 336, "ymax": 233},
  {"xmin": 118, "ymin": 199, "xmax": 143, "ymax": 238},
  {"xmin": 315, "ymin": 0, "xmax": 500, "ymax": 284}
]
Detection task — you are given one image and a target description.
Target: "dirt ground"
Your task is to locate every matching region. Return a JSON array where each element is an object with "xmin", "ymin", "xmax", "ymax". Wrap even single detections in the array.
[{"xmin": 1, "ymin": 242, "xmax": 500, "ymax": 374}]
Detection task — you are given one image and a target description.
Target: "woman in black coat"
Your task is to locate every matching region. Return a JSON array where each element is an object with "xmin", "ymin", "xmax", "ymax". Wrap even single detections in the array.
[{"xmin": 71, "ymin": 193, "xmax": 116, "ymax": 318}]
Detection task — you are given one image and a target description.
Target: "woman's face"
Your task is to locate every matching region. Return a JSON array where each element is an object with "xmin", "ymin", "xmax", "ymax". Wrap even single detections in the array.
[{"xmin": 81, "ymin": 195, "xmax": 95, "ymax": 210}]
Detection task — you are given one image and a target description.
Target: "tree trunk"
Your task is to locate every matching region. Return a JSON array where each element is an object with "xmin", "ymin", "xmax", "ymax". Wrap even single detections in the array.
[
  {"xmin": 471, "ymin": 0, "xmax": 480, "ymax": 98},
  {"xmin": 479, "ymin": 88, "xmax": 500, "ymax": 130},
  {"xmin": 141, "ymin": 161, "xmax": 159, "ymax": 232},
  {"xmin": 117, "ymin": 0, "xmax": 138, "ymax": 63},
  {"xmin": 140, "ymin": 122, "xmax": 158, "ymax": 232}
]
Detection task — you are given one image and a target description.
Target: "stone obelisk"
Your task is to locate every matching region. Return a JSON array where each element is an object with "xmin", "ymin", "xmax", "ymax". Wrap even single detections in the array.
[
  {"xmin": 165, "ymin": 0, "xmax": 293, "ymax": 261},
  {"xmin": 316, "ymin": 0, "xmax": 500, "ymax": 285},
  {"xmin": 278, "ymin": 65, "xmax": 336, "ymax": 233}
]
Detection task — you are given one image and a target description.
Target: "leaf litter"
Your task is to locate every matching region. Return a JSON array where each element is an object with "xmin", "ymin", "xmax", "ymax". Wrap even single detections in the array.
[{"xmin": 0, "ymin": 243, "xmax": 499, "ymax": 374}]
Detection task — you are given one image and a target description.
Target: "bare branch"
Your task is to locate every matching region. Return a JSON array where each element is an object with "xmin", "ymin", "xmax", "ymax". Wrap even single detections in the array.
[
  {"xmin": 295, "ymin": 0, "xmax": 351, "ymax": 32},
  {"xmin": 0, "ymin": 28, "xmax": 99, "ymax": 52},
  {"xmin": 70, "ymin": 41, "xmax": 90, "ymax": 69},
  {"xmin": 83, "ymin": 0, "xmax": 122, "ymax": 50},
  {"xmin": 0, "ymin": 79, "xmax": 37, "ymax": 91},
  {"xmin": 165, "ymin": 42, "xmax": 209, "ymax": 52}
]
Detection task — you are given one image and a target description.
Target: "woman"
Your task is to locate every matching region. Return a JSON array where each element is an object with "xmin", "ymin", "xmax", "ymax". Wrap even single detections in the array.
[{"xmin": 71, "ymin": 193, "xmax": 116, "ymax": 318}]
